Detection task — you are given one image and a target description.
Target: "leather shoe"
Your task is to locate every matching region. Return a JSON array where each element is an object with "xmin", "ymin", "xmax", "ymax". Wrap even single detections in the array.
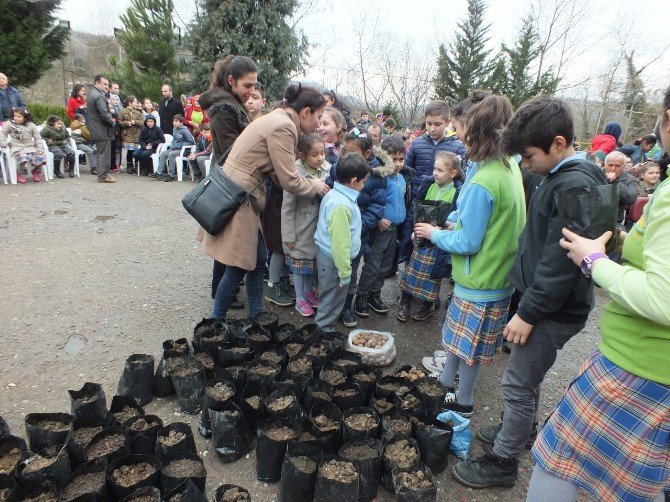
[{"xmin": 98, "ymin": 175, "xmax": 116, "ymax": 183}]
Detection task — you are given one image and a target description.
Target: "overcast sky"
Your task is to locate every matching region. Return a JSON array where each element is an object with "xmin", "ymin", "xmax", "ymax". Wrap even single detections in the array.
[{"xmin": 59, "ymin": 0, "xmax": 670, "ymax": 100}]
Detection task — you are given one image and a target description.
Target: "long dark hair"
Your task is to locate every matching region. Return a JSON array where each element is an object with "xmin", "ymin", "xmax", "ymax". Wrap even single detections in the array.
[
  {"xmin": 11, "ymin": 107, "xmax": 33, "ymax": 124},
  {"xmin": 283, "ymin": 82, "xmax": 327, "ymax": 114},
  {"xmin": 71, "ymin": 84, "xmax": 85, "ymax": 99},
  {"xmin": 452, "ymin": 90, "xmax": 491, "ymax": 120},
  {"xmin": 464, "ymin": 94, "xmax": 513, "ymax": 165},
  {"xmin": 210, "ymin": 55, "xmax": 257, "ymax": 91}
]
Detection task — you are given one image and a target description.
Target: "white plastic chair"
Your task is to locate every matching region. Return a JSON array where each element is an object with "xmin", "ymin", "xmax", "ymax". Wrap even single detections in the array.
[
  {"xmin": 68, "ymin": 138, "xmax": 82, "ymax": 177},
  {"xmin": 42, "ymin": 140, "xmax": 55, "ymax": 180},
  {"xmin": 150, "ymin": 134, "xmax": 172, "ymax": 173},
  {"xmin": 204, "ymin": 152, "xmax": 213, "ymax": 176},
  {"xmin": 175, "ymin": 144, "xmax": 194, "ymax": 181},
  {"xmin": 1, "ymin": 148, "xmax": 14, "ymax": 184}
]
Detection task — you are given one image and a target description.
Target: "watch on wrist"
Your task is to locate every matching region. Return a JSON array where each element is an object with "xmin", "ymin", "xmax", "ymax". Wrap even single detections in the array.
[{"xmin": 580, "ymin": 252, "xmax": 608, "ymax": 278}]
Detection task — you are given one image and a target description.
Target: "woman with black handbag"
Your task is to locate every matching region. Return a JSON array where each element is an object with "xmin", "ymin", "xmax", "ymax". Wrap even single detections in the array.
[
  {"xmin": 199, "ymin": 55, "xmax": 258, "ymax": 310},
  {"xmin": 198, "ymin": 82, "xmax": 330, "ymax": 320}
]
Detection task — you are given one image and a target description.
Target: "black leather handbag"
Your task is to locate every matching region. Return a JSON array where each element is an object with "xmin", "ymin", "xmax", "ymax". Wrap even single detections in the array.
[{"xmin": 182, "ymin": 148, "xmax": 262, "ymax": 235}]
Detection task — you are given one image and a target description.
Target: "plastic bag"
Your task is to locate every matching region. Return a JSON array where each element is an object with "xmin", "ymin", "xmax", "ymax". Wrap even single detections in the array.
[
  {"xmin": 413, "ymin": 200, "xmax": 452, "ymax": 247},
  {"xmin": 556, "ymin": 183, "xmax": 618, "ymax": 254},
  {"xmin": 279, "ymin": 442, "xmax": 322, "ymax": 502},
  {"xmin": 339, "ymin": 439, "xmax": 382, "ymax": 502},
  {"xmin": 346, "ymin": 330, "xmax": 396, "ymax": 367},
  {"xmin": 414, "ymin": 418, "xmax": 453, "ymax": 474},
  {"xmin": 210, "ymin": 404, "xmax": 254, "ymax": 463},
  {"xmin": 392, "ymin": 461, "xmax": 437, "ymax": 502},
  {"xmin": 436, "ymin": 410, "xmax": 470, "ymax": 460},
  {"xmin": 117, "ymin": 354, "xmax": 155, "ymax": 406},
  {"xmin": 256, "ymin": 419, "xmax": 301, "ymax": 482}
]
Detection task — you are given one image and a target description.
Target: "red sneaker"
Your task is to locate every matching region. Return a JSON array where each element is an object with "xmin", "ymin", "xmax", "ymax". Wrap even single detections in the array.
[
  {"xmin": 32, "ymin": 169, "xmax": 41, "ymax": 182},
  {"xmin": 17, "ymin": 172, "xmax": 26, "ymax": 184}
]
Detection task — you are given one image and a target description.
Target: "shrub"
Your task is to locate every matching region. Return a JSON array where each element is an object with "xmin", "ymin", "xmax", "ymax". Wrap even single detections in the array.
[{"xmin": 27, "ymin": 103, "xmax": 71, "ymax": 127}]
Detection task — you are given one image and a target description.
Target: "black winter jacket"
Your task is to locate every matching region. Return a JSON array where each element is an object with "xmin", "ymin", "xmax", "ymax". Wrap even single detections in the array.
[
  {"xmin": 511, "ymin": 158, "xmax": 608, "ymax": 325},
  {"xmin": 138, "ymin": 117, "xmax": 165, "ymax": 149}
]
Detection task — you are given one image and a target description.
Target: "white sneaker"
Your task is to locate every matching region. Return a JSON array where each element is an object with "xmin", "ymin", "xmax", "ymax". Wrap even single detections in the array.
[
  {"xmin": 433, "ymin": 349, "xmax": 447, "ymax": 358},
  {"xmin": 421, "ymin": 355, "xmax": 447, "ymax": 373}
]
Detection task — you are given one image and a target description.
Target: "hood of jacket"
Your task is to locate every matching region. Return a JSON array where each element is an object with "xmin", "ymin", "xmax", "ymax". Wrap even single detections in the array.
[
  {"xmin": 144, "ymin": 114, "xmax": 157, "ymax": 127},
  {"xmin": 603, "ymin": 122, "xmax": 622, "ymax": 141},
  {"xmin": 198, "ymin": 87, "xmax": 243, "ymax": 113},
  {"xmin": 369, "ymin": 145, "xmax": 396, "ymax": 178}
]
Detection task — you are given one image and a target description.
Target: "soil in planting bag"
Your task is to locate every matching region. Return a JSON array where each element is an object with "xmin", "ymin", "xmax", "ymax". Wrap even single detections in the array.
[
  {"xmin": 60, "ymin": 457, "xmax": 109, "ymax": 502},
  {"xmin": 414, "ymin": 418, "xmax": 453, "ymax": 474},
  {"xmin": 415, "ymin": 378, "xmax": 447, "ymax": 422},
  {"xmin": 245, "ymin": 322, "xmax": 272, "ymax": 353},
  {"xmin": 69, "ymin": 383, "xmax": 108, "ymax": 423},
  {"xmin": 319, "ymin": 330, "xmax": 346, "ymax": 355},
  {"xmin": 283, "ymin": 336, "xmax": 307, "ymax": 359},
  {"xmin": 264, "ymin": 389, "xmax": 301, "ymax": 424},
  {"xmin": 16, "ymin": 443, "xmax": 71, "ymax": 491},
  {"xmin": 154, "ymin": 423, "xmax": 196, "ymax": 461},
  {"xmin": 245, "ymin": 360, "xmax": 281, "ymax": 393},
  {"xmin": 67, "ymin": 418, "xmax": 106, "ymax": 470},
  {"xmin": 25, "ymin": 412, "xmax": 73, "ymax": 452},
  {"xmin": 117, "ymin": 354, "xmax": 155, "ymax": 406},
  {"xmin": 275, "ymin": 323, "xmax": 296, "ymax": 345},
  {"xmin": 278, "ymin": 442, "xmax": 322, "ymax": 502},
  {"xmin": 7, "ymin": 478, "xmax": 57, "ymax": 502},
  {"xmin": 160, "ymin": 452, "xmax": 206, "ymax": 494},
  {"xmin": 413, "ymin": 199, "xmax": 451, "ymax": 247},
  {"xmin": 153, "ymin": 339, "xmax": 190, "ymax": 398},
  {"xmin": 192, "ymin": 345, "xmax": 216, "ymax": 380},
  {"xmin": 200, "ymin": 323, "xmax": 230, "ymax": 362},
  {"xmin": 214, "ymin": 364, "xmax": 246, "ymax": 401},
  {"xmin": 342, "ymin": 407, "xmax": 381, "ymax": 443},
  {"xmin": 193, "ymin": 317, "xmax": 216, "ymax": 346},
  {"xmin": 125, "ymin": 415, "xmax": 162, "ymax": 455},
  {"xmin": 382, "ymin": 412, "xmax": 414, "ymax": 443},
  {"xmin": 85, "ymin": 426, "xmax": 130, "ymax": 464},
  {"xmin": 256, "ymin": 419, "xmax": 301, "ymax": 482},
  {"xmin": 375, "ymin": 375, "xmax": 413, "ymax": 400},
  {"xmin": 436, "ymin": 410, "xmax": 471, "ymax": 460},
  {"xmin": 214, "ymin": 484, "xmax": 251, "ymax": 502},
  {"xmin": 339, "ymin": 438, "xmax": 383, "ymax": 502},
  {"xmin": 351, "ymin": 367, "xmax": 383, "ymax": 403},
  {"xmin": 109, "ymin": 396, "xmax": 145, "ymax": 426},
  {"xmin": 299, "ymin": 343, "xmax": 331, "ymax": 375},
  {"xmin": 371, "ymin": 394, "xmax": 396, "ymax": 418},
  {"xmin": 0, "ymin": 417, "xmax": 9, "ymax": 438},
  {"xmin": 303, "ymin": 378, "xmax": 334, "ymax": 411},
  {"xmin": 392, "ymin": 461, "xmax": 437, "ymax": 502},
  {"xmin": 556, "ymin": 182, "xmax": 619, "ymax": 254},
  {"xmin": 168, "ymin": 357, "xmax": 207, "ymax": 415},
  {"xmin": 272, "ymin": 376, "xmax": 308, "ymax": 404},
  {"xmin": 199, "ymin": 379, "xmax": 236, "ymax": 438},
  {"xmin": 319, "ymin": 362, "xmax": 348, "ymax": 389},
  {"xmin": 162, "ymin": 478, "xmax": 207, "ymax": 502},
  {"xmin": 0, "ymin": 435, "xmax": 28, "ymax": 487},
  {"xmin": 238, "ymin": 381, "xmax": 268, "ymax": 431},
  {"xmin": 120, "ymin": 485, "xmax": 161, "ymax": 502},
  {"xmin": 218, "ymin": 344, "xmax": 254, "ymax": 367},
  {"xmin": 253, "ymin": 311, "xmax": 279, "ymax": 337},
  {"xmin": 332, "ymin": 353, "xmax": 363, "ymax": 377},
  {"xmin": 381, "ymin": 437, "xmax": 420, "ymax": 491},
  {"xmin": 307, "ymin": 401, "xmax": 343, "ymax": 454},
  {"xmin": 210, "ymin": 404, "xmax": 254, "ymax": 463},
  {"xmin": 256, "ymin": 346, "xmax": 289, "ymax": 373},
  {"xmin": 313, "ymin": 454, "xmax": 359, "ymax": 502},
  {"xmin": 333, "ymin": 384, "xmax": 366, "ymax": 411},
  {"xmin": 394, "ymin": 388, "xmax": 423, "ymax": 418},
  {"xmin": 105, "ymin": 453, "xmax": 161, "ymax": 500},
  {"xmin": 287, "ymin": 355, "xmax": 314, "ymax": 379}
]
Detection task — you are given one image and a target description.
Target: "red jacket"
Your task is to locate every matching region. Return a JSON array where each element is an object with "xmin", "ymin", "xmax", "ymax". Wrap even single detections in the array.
[
  {"xmin": 589, "ymin": 134, "xmax": 617, "ymax": 154},
  {"xmin": 67, "ymin": 96, "xmax": 86, "ymax": 120}
]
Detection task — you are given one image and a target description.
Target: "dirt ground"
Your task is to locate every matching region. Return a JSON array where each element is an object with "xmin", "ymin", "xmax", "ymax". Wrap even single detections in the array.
[{"xmin": 0, "ymin": 173, "xmax": 606, "ymax": 501}]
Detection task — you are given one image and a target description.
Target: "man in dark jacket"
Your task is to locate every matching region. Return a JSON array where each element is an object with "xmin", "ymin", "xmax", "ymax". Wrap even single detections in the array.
[
  {"xmin": 158, "ymin": 85, "xmax": 184, "ymax": 136},
  {"xmin": 604, "ymin": 150, "xmax": 639, "ymax": 223},
  {"xmin": 86, "ymin": 74, "xmax": 116, "ymax": 183},
  {"xmin": 0, "ymin": 73, "xmax": 25, "ymax": 121}
]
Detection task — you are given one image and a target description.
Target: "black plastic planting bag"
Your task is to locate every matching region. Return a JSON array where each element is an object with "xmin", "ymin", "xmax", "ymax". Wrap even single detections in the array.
[
  {"xmin": 381, "ymin": 438, "xmax": 420, "ymax": 492},
  {"xmin": 351, "ymin": 367, "xmax": 383, "ymax": 403},
  {"xmin": 153, "ymin": 339, "xmax": 190, "ymax": 397},
  {"xmin": 67, "ymin": 417, "xmax": 106, "ymax": 469},
  {"xmin": 275, "ymin": 323, "xmax": 297, "ymax": 345},
  {"xmin": 193, "ymin": 317, "xmax": 217, "ymax": 346},
  {"xmin": 382, "ymin": 412, "xmax": 414, "ymax": 443},
  {"xmin": 117, "ymin": 354, "xmax": 155, "ymax": 406},
  {"xmin": 264, "ymin": 389, "xmax": 302, "ymax": 424},
  {"xmin": 0, "ymin": 435, "xmax": 27, "ymax": 488},
  {"xmin": 25, "ymin": 412, "xmax": 73, "ymax": 452},
  {"xmin": 278, "ymin": 442, "xmax": 323, "ymax": 502},
  {"xmin": 84, "ymin": 425, "xmax": 131, "ymax": 464},
  {"xmin": 7, "ymin": 479, "xmax": 58, "ymax": 502},
  {"xmin": 120, "ymin": 486, "xmax": 161, "ymax": 502},
  {"xmin": 214, "ymin": 364, "xmax": 246, "ymax": 401},
  {"xmin": 307, "ymin": 402, "xmax": 343, "ymax": 454},
  {"xmin": 168, "ymin": 357, "xmax": 207, "ymax": 415},
  {"xmin": 413, "ymin": 199, "xmax": 452, "ymax": 247},
  {"xmin": 162, "ymin": 479, "xmax": 207, "ymax": 502},
  {"xmin": 415, "ymin": 378, "xmax": 447, "ymax": 422},
  {"xmin": 245, "ymin": 360, "xmax": 281, "ymax": 392},
  {"xmin": 332, "ymin": 353, "xmax": 363, "ymax": 376},
  {"xmin": 0, "ymin": 417, "xmax": 9, "ymax": 438},
  {"xmin": 414, "ymin": 419, "xmax": 453, "ymax": 474},
  {"xmin": 160, "ymin": 452, "xmax": 207, "ymax": 494},
  {"xmin": 126, "ymin": 415, "xmax": 163, "ymax": 455},
  {"xmin": 60, "ymin": 458, "xmax": 109, "ymax": 502},
  {"xmin": 297, "ymin": 323, "xmax": 319, "ymax": 343},
  {"xmin": 218, "ymin": 344, "xmax": 254, "ymax": 367},
  {"xmin": 16, "ymin": 443, "xmax": 71, "ymax": 491},
  {"xmin": 193, "ymin": 345, "xmax": 216, "ymax": 381},
  {"xmin": 392, "ymin": 462, "xmax": 437, "ymax": 502},
  {"xmin": 105, "ymin": 453, "xmax": 161, "ymax": 501},
  {"xmin": 342, "ymin": 407, "xmax": 381, "ymax": 443},
  {"xmin": 256, "ymin": 419, "xmax": 301, "ymax": 482},
  {"xmin": 210, "ymin": 404, "xmax": 254, "ymax": 463},
  {"xmin": 313, "ymin": 454, "xmax": 360, "ymax": 502},
  {"xmin": 110, "ymin": 395, "xmax": 145, "ymax": 426},
  {"xmin": 245, "ymin": 322, "xmax": 272, "ymax": 352},
  {"xmin": 215, "ymin": 484, "xmax": 251, "ymax": 502},
  {"xmin": 239, "ymin": 381, "xmax": 268, "ymax": 431},
  {"xmin": 199, "ymin": 379, "xmax": 236, "ymax": 438},
  {"xmin": 272, "ymin": 376, "xmax": 308, "ymax": 404},
  {"xmin": 333, "ymin": 384, "xmax": 366, "ymax": 410},
  {"xmin": 69, "ymin": 383, "xmax": 108, "ymax": 423},
  {"xmin": 303, "ymin": 378, "xmax": 334, "ymax": 411},
  {"xmin": 154, "ymin": 423, "xmax": 197, "ymax": 461},
  {"xmin": 254, "ymin": 311, "xmax": 279, "ymax": 337},
  {"xmin": 556, "ymin": 183, "xmax": 618, "ymax": 254},
  {"xmin": 339, "ymin": 439, "xmax": 383, "ymax": 502}
]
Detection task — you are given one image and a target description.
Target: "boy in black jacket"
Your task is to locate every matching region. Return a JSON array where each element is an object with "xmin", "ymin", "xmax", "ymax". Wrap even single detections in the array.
[
  {"xmin": 133, "ymin": 115, "xmax": 165, "ymax": 175},
  {"xmin": 452, "ymin": 96, "xmax": 608, "ymax": 488}
]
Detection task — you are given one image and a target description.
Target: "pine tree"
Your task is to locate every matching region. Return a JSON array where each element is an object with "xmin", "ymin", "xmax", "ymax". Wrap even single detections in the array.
[
  {"xmin": 109, "ymin": 0, "xmax": 179, "ymax": 101},
  {"xmin": 186, "ymin": 0, "xmax": 307, "ymax": 100},
  {"xmin": 621, "ymin": 52, "xmax": 648, "ymax": 141},
  {"xmin": 432, "ymin": 0, "xmax": 493, "ymax": 103},
  {"xmin": 0, "ymin": 0, "xmax": 69, "ymax": 87}
]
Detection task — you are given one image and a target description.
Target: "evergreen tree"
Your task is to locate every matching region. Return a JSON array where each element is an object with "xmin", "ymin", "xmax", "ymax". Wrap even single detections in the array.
[
  {"xmin": 0, "ymin": 0, "xmax": 69, "ymax": 87},
  {"xmin": 186, "ymin": 0, "xmax": 307, "ymax": 100},
  {"xmin": 382, "ymin": 101, "xmax": 404, "ymax": 128},
  {"xmin": 109, "ymin": 0, "xmax": 179, "ymax": 101},
  {"xmin": 432, "ymin": 0, "xmax": 493, "ymax": 103},
  {"xmin": 622, "ymin": 52, "xmax": 648, "ymax": 141}
]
